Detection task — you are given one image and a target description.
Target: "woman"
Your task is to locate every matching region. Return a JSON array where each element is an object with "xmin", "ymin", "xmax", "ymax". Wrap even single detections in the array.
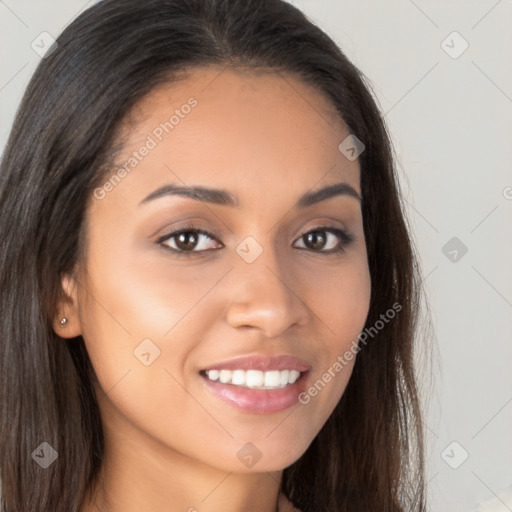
[{"xmin": 0, "ymin": 0, "xmax": 427, "ymax": 511}]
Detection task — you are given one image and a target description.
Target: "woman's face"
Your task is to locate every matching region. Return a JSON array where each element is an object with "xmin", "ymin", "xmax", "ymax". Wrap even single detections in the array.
[{"xmin": 62, "ymin": 67, "xmax": 371, "ymax": 473}]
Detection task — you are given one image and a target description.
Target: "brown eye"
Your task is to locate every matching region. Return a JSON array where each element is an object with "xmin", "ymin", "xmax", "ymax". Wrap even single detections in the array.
[
  {"xmin": 303, "ymin": 230, "xmax": 327, "ymax": 250},
  {"xmin": 158, "ymin": 227, "xmax": 222, "ymax": 254},
  {"xmin": 174, "ymin": 231, "xmax": 200, "ymax": 251},
  {"xmin": 294, "ymin": 227, "xmax": 355, "ymax": 253}
]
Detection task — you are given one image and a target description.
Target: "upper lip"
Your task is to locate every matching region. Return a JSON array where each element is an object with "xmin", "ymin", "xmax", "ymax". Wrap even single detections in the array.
[{"xmin": 201, "ymin": 354, "xmax": 311, "ymax": 372}]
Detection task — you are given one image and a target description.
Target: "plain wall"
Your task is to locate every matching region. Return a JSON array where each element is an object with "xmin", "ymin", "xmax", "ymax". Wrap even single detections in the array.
[{"xmin": 1, "ymin": 1, "xmax": 511, "ymax": 511}]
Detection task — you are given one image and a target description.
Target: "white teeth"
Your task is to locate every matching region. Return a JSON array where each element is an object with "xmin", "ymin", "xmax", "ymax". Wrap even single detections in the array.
[
  {"xmin": 207, "ymin": 369, "xmax": 219, "ymax": 381},
  {"xmin": 204, "ymin": 368, "xmax": 303, "ymax": 389},
  {"xmin": 264, "ymin": 370, "xmax": 280, "ymax": 387},
  {"xmin": 219, "ymin": 370, "xmax": 231, "ymax": 384},
  {"xmin": 231, "ymin": 370, "xmax": 245, "ymax": 385},
  {"xmin": 246, "ymin": 370, "xmax": 264, "ymax": 388},
  {"xmin": 288, "ymin": 370, "xmax": 300, "ymax": 384}
]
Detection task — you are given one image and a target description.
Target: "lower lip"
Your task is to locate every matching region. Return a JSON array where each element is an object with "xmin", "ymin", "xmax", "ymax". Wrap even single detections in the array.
[{"xmin": 200, "ymin": 373, "xmax": 308, "ymax": 414}]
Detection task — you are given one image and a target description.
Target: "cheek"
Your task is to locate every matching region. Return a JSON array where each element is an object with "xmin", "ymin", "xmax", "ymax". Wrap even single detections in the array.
[
  {"xmin": 76, "ymin": 269, "xmax": 219, "ymax": 453},
  {"xmin": 305, "ymin": 254, "xmax": 371, "ymax": 346},
  {"xmin": 74, "ymin": 243, "xmax": 232, "ymax": 432},
  {"xmin": 296, "ymin": 256, "xmax": 370, "ymax": 415}
]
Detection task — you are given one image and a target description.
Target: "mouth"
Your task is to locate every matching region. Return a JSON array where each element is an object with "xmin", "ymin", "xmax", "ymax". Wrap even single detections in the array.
[{"xmin": 199, "ymin": 354, "xmax": 310, "ymax": 414}]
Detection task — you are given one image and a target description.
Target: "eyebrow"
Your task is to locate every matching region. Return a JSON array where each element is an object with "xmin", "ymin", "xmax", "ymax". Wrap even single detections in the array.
[{"xmin": 139, "ymin": 181, "xmax": 361, "ymax": 208}]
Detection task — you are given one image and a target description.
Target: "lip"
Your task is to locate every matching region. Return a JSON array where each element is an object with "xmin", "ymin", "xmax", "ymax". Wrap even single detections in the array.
[
  {"xmin": 199, "ymin": 354, "xmax": 311, "ymax": 414},
  {"xmin": 201, "ymin": 354, "xmax": 311, "ymax": 372}
]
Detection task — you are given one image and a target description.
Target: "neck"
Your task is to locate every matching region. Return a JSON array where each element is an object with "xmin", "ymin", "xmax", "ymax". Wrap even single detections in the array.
[{"xmin": 81, "ymin": 416, "xmax": 284, "ymax": 512}]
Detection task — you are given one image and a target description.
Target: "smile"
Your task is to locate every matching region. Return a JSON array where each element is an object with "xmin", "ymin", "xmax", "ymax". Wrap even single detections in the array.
[
  {"xmin": 203, "ymin": 369, "xmax": 302, "ymax": 390},
  {"xmin": 199, "ymin": 354, "xmax": 311, "ymax": 414}
]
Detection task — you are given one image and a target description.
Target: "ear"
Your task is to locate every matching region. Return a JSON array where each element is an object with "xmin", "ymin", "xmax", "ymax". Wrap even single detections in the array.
[{"xmin": 52, "ymin": 273, "xmax": 83, "ymax": 338}]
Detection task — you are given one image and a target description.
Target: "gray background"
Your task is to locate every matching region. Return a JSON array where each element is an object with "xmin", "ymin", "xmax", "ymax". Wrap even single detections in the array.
[{"xmin": 1, "ymin": 1, "xmax": 511, "ymax": 511}]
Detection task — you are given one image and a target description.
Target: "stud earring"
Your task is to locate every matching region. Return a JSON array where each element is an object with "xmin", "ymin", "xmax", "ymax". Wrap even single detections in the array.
[{"xmin": 59, "ymin": 317, "xmax": 69, "ymax": 327}]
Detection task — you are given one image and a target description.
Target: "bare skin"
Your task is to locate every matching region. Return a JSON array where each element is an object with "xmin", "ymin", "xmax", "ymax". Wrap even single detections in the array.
[{"xmin": 55, "ymin": 67, "xmax": 371, "ymax": 512}]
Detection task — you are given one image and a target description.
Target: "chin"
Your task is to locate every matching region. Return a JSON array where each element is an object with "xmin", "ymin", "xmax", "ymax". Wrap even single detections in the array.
[{"xmin": 208, "ymin": 437, "xmax": 313, "ymax": 474}]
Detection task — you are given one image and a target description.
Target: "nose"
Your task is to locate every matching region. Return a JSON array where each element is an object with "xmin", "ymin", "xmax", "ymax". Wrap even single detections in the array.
[{"xmin": 225, "ymin": 242, "xmax": 310, "ymax": 337}]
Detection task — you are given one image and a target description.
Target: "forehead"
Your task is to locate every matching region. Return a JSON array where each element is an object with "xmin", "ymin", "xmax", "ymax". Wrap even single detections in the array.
[
  {"xmin": 126, "ymin": 66, "xmax": 346, "ymax": 135},
  {"xmin": 100, "ymin": 66, "xmax": 360, "ymax": 207}
]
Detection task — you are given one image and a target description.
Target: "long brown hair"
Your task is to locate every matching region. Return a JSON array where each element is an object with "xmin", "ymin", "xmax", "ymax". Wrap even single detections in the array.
[{"xmin": 0, "ymin": 1, "xmax": 428, "ymax": 510}]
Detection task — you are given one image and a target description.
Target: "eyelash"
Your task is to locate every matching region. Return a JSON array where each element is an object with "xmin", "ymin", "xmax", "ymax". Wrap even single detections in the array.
[{"xmin": 156, "ymin": 223, "xmax": 355, "ymax": 257}]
